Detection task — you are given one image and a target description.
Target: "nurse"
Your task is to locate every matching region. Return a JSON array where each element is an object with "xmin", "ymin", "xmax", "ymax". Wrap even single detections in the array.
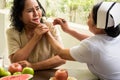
[{"xmin": 47, "ymin": 2, "xmax": 120, "ymax": 80}]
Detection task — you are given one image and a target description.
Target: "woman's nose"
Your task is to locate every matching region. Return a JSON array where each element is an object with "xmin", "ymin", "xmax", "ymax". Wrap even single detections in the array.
[{"xmin": 33, "ymin": 9, "xmax": 38, "ymax": 16}]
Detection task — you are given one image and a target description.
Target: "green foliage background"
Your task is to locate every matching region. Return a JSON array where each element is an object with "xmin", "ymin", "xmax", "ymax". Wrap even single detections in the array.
[
  {"xmin": 5, "ymin": 0, "xmax": 120, "ymax": 24},
  {"xmin": 45, "ymin": 0, "xmax": 120, "ymax": 24}
]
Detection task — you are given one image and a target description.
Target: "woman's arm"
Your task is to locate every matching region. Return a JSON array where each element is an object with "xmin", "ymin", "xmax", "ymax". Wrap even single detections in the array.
[
  {"xmin": 6, "ymin": 28, "xmax": 37, "ymax": 63},
  {"xmin": 53, "ymin": 18, "xmax": 90, "ymax": 41},
  {"xmin": 7, "ymin": 24, "xmax": 49, "ymax": 63},
  {"xmin": 18, "ymin": 55, "xmax": 66, "ymax": 70},
  {"xmin": 65, "ymin": 28, "xmax": 90, "ymax": 41},
  {"xmin": 46, "ymin": 31, "xmax": 74, "ymax": 60},
  {"xmin": 9, "ymin": 34, "xmax": 42, "ymax": 62}
]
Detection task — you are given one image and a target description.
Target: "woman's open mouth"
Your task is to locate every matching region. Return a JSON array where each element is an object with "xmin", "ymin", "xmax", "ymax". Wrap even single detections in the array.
[{"xmin": 33, "ymin": 18, "xmax": 40, "ymax": 23}]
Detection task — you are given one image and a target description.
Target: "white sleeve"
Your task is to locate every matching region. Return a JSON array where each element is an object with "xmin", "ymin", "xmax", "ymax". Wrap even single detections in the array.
[{"xmin": 70, "ymin": 41, "xmax": 93, "ymax": 63}]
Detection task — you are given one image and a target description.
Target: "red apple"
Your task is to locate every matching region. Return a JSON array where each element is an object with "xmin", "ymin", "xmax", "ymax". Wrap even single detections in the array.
[
  {"xmin": 54, "ymin": 69, "xmax": 68, "ymax": 80},
  {"xmin": 8, "ymin": 63, "xmax": 23, "ymax": 74}
]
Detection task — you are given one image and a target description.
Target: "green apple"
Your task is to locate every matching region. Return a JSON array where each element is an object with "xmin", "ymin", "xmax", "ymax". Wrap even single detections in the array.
[
  {"xmin": 1, "ymin": 71, "xmax": 11, "ymax": 76},
  {"xmin": 22, "ymin": 67, "xmax": 34, "ymax": 75},
  {"xmin": 0, "ymin": 67, "xmax": 6, "ymax": 76},
  {"xmin": 13, "ymin": 72, "xmax": 22, "ymax": 75},
  {"xmin": 0, "ymin": 67, "xmax": 11, "ymax": 77}
]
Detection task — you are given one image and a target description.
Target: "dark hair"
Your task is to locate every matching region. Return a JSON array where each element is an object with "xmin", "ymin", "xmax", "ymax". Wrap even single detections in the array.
[
  {"xmin": 105, "ymin": 25, "xmax": 120, "ymax": 37},
  {"xmin": 10, "ymin": 0, "xmax": 46, "ymax": 32},
  {"xmin": 92, "ymin": 2, "xmax": 120, "ymax": 38},
  {"xmin": 92, "ymin": 2, "xmax": 102, "ymax": 25}
]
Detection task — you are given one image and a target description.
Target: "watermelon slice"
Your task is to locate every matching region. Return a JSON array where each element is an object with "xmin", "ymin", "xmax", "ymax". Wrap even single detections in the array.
[{"xmin": 0, "ymin": 74, "xmax": 33, "ymax": 80}]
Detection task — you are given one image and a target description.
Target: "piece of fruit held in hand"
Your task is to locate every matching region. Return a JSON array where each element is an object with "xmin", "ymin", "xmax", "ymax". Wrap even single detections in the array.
[
  {"xmin": 8, "ymin": 63, "xmax": 23, "ymax": 74},
  {"xmin": 22, "ymin": 67, "xmax": 34, "ymax": 75},
  {"xmin": 54, "ymin": 69, "xmax": 68, "ymax": 80}
]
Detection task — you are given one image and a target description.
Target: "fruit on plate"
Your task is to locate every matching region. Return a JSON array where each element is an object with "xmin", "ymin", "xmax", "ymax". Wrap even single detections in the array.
[
  {"xmin": 54, "ymin": 69, "xmax": 68, "ymax": 80},
  {"xmin": 22, "ymin": 67, "xmax": 34, "ymax": 75},
  {"xmin": 0, "ymin": 74, "xmax": 33, "ymax": 80},
  {"xmin": 8, "ymin": 63, "xmax": 23, "ymax": 74}
]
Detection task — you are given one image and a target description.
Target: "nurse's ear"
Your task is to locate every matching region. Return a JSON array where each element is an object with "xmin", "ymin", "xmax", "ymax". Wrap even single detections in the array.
[{"xmin": 91, "ymin": 18, "xmax": 96, "ymax": 27}]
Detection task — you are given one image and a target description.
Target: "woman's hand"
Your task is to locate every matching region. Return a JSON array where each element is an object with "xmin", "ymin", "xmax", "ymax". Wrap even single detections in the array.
[
  {"xmin": 53, "ymin": 18, "xmax": 71, "ymax": 33},
  {"xmin": 18, "ymin": 60, "xmax": 32, "ymax": 68},
  {"xmin": 32, "ymin": 23, "xmax": 49, "ymax": 41}
]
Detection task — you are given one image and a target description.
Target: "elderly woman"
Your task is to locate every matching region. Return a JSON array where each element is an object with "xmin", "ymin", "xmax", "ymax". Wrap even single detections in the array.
[{"xmin": 6, "ymin": 0, "xmax": 66, "ymax": 70}]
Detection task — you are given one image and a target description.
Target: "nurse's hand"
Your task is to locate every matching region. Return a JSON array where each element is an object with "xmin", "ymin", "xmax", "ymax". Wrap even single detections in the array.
[{"xmin": 53, "ymin": 18, "xmax": 71, "ymax": 33}]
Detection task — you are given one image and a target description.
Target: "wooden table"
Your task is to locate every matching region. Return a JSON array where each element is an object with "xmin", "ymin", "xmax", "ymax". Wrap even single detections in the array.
[
  {"xmin": 33, "ymin": 69, "xmax": 56, "ymax": 80},
  {"xmin": 33, "ymin": 61, "xmax": 98, "ymax": 80}
]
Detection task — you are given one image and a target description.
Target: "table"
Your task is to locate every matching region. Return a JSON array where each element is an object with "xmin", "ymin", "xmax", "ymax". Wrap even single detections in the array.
[
  {"xmin": 33, "ymin": 69, "xmax": 56, "ymax": 80},
  {"xmin": 33, "ymin": 61, "xmax": 98, "ymax": 80},
  {"xmin": 33, "ymin": 69, "xmax": 98, "ymax": 80}
]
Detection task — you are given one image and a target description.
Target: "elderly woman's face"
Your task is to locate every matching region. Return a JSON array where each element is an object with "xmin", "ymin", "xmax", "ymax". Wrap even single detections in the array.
[{"xmin": 21, "ymin": 0, "xmax": 42, "ymax": 26}]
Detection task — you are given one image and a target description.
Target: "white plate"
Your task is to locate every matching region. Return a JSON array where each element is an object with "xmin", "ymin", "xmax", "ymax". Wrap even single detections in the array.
[{"xmin": 49, "ymin": 76, "xmax": 77, "ymax": 80}]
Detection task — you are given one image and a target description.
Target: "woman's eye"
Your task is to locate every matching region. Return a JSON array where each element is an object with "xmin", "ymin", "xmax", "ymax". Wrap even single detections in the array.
[
  {"xmin": 28, "ymin": 10, "xmax": 32, "ymax": 12},
  {"xmin": 27, "ymin": 9, "xmax": 33, "ymax": 12},
  {"xmin": 36, "ymin": 7, "xmax": 40, "ymax": 11}
]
